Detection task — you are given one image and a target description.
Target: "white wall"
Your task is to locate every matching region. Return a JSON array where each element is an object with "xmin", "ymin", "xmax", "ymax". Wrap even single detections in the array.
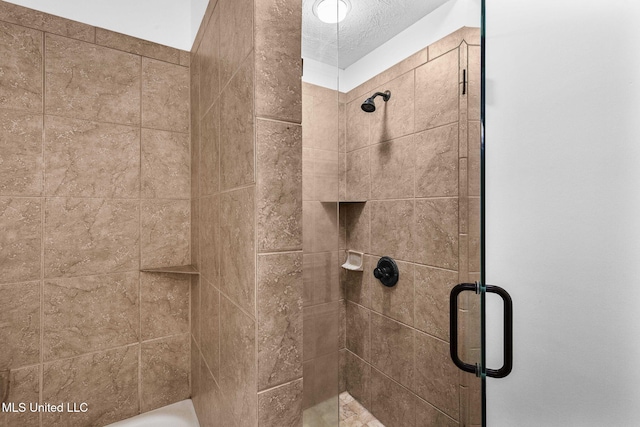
[
  {"xmin": 485, "ymin": 1, "xmax": 640, "ymax": 425},
  {"xmin": 339, "ymin": 0, "xmax": 480, "ymax": 92},
  {"xmin": 302, "ymin": 0, "xmax": 480, "ymax": 92},
  {"xmin": 3, "ymin": 0, "xmax": 194, "ymax": 50},
  {"xmin": 191, "ymin": 0, "xmax": 209, "ymax": 44}
]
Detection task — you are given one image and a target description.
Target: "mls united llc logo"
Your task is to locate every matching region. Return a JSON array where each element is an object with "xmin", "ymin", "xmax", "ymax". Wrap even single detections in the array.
[{"xmin": 1, "ymin": 402, "xmax": 89, "ymax": 413}]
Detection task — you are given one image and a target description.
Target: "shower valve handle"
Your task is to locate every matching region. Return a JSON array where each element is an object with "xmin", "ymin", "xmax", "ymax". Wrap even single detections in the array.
[
  {"xmin": 373, "ymin": 256, "xmax": 399, "ymax": 287},
  {"xmin": 373, "ymin": 266, "xmax": 391, "ymax": 279}
]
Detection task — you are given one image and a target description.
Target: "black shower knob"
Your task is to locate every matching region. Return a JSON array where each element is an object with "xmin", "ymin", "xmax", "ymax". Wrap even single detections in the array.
[{"xmin": 373, "ymin": 256, "xmax": 399, "ymax": 287}]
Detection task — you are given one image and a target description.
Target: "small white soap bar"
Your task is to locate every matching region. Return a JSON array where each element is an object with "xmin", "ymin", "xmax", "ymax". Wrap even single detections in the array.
[{"xmin": 341, "ymin": 250, "xmax": 364, "ymax": 271}]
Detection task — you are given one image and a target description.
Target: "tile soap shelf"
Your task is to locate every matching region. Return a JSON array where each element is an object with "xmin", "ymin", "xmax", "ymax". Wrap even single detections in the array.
[
  {"xmin": 341, "ymin": 250, "xmax": 364, "ymax": 271},
  {"xmin": 140, "ymin": 265, "xmax": 199, "ymax": 275}
]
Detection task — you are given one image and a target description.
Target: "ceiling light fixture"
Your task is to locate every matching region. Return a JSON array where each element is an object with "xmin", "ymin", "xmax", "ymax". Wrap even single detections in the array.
[{"xmin": 313, "ymin": 0, "xmax": 351, "ymax": 24}]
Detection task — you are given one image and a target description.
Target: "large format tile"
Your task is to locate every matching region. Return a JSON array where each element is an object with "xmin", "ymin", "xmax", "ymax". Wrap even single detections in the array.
[
  {"xmin": 200, "ymin": 102, "xmax": 220, "ymax": 197},
  {"xmin": 193, "ymin": 353, "xmax": 226, "ymax": 427},
  {"xmin": 414, "ymin": 265, "xmax": 458, "ymax": 341},
  {"xmin": 370, "ymin": 135, "xmax": 415, "ymax": 200},
  {"xmin": 191, "ymin": 275, "xmax": 201, "ymax": 343},
  {"xmin": 257, "ymin": 253, "xmax": 303, "ymax": 390},
  {"xmin": 219, "ymin": 296, "xmax": 257, "ymax": 426},
  {"xmin": 0, "ymin": 282, "xmax": 40, "ymax": 369},
  {"xmin": 468, "ymin": 121, "xmax": 481, "ymax": 197},
  {"xmin": 141, "ymin": 334, "xmax": 190, "ymax": 412},
  {"xmin": 190, "ymin": 337, "xmax": 200, "ymax": 399},
  {"xmin": 255, "ymin": 0, "xmax": 302, "ymax": 123},
  {"xmin": 345, "ymin": 98, "xmax": 370, "ymax": 152},
  {"xmin": 45, "ymin": 34, "xmax": 141, "ymax": 125},
  {"xmin": 302, "ymin": 148, "xmax": 314, "ymax": 201},
  {"xmin": 198, "ymin": 5, "xmax": 220, "ymax": 116},
  {"xmin": 415, "ymin": 123, "xmax": 459, "ymax": 197},
  {"xmin": 346, "ymin": 301, "xmax": 370, "ymax": 361},
  {"xmin": 370, "ymin": 260, "xmax": 414, "ymax": 326},
  {"xmin": 0, "ymin": 365, "xmax": 40, "ymax": 427},
  {"xmin": 370, "ymin": 200, "xmax": 414, "ymax": 261},
  {"xmin": 468, "ymin": 46, "xmax": 481, "ymax": 121},
  {"xmin": 0, "ymin": 198, "xmax": 41, "ymax": 283},
  {"xmin": 0, "ymin": 21, "xmax": 42, "ymax": 113},
  {"xmin": 416, "ymin": 398, "xmax": 459, "ymax": 427},
  {"xmin": 313, "ymin": 148, "xmax": 340, "ymax": 202},
  {"xmin": 313, "ymin": 352, "xmax": 340, "ymax": 404},
  {"xmin": 140, "ymin": 199, "xmax": 190, "ymax": 269},
  {"xmin": 302, "ymin": 83, "xmax": 339, "ymax": 151},
  {"xmin": 0, "ymin": 109, "xmax": 42, "ymax": 196},
  {"xmin": 199, "ymin": 195, "xmax": 219, "ymax": 284},
  {"xmin": 141, "ymin": 129, "xmax": 190, "ymax": 199},
  {"xmin": 346, "ymin": 147, "xmax": 370, "ymax": 201},
  {"xmin": 344, "ymin": 350, "xmax": 371, "ymax": 408},
  {"xmin": 302, "ymin": 201, "xmax": 339, "ymax": 253},
  {"xmin": 258, "ymin": 378, "xmax": 303, "ymax": 427},
  {"xmin": 414, "ymin": 331, "xmax": 459, "ymax": 420},
  {"xmin": 256, "ymin": 119, "xmax": 302, "ymax": 252},
  {"xmin": 219, "ymin": 0, "xmax": 253, "ymax": 87},
  {"xmin": 190, "ymin": 51, "xmax": 201, "ymax": 200},
  {"xmin": 415, "ymin": 49, "xmax": 459, "ymax": 131},
  {"xmin": 44, "ymin": 198, "xmax": 138, "ymax": 278},
  {"xmin": 428, "ymin": 27, "xmax": 476, "ymax": 61},
  {"xmin": 142, "ymin": 58, "xmax": 190, "ymax": 133},
  {"xmin": 414, "ymin": 198, "xmax": 458, "ymax": 269},
  {"xmin": 0, "ymin": 1, "xmax": 93, "ymax": 42},
  {"xmin": 95, "ymin": 28, "xmax": 181, "ymax": 64},
  {"xmin": 343, "ymin": 202, "xmax": 369, "ymax": 254},
  {"xmin": 140, "ymin": 272, "xmax": 190, "ymax": 341},
  {"xmin": 220, "ymin": 187, "xmax": 255, "ymax": 313},
  {"xmin": 370, "ymin": 369, "xmax": 416, "ymax": 427},
  {"xmin": 42, "ymin": 346, "xmax": 139, "ymax": 426},
  {"xmin": 342, "ymin": 255, "xmax": 372, "ymax": 308},
  {"xmin": 191, "ymin": 198, "xmax": 199, "ymax": 270},
  {"xmin": 370, "ymin": 313, "xmax": 414, "ymax": 389},
  {"xmin": 370, "ymin": 71, "xmax": 415, "ymax": 144},
  {"xmin": 220, "ymin": 55, "xmax": 255, "ymax": 190},
  {"xmin": 303, "ymin": 251, "xmax": 340, "ymax": 306},
  {"xmin": 43, "ymin": 272, "xmax": 139, "ymax": 360},
  {"xmin": 469, "ymin": 197, "xmax": 481, "ymax": 272},
  {"xmin": 44, "ymin": 115, "xmax": 140, "ymax": 198},
  {"xmin": 304, "ymin": 301, "xmax": 340, "ymax": 361},
  {"xmin": 200, "ymin": 279, "xmax": 220, "ymax": 381}
]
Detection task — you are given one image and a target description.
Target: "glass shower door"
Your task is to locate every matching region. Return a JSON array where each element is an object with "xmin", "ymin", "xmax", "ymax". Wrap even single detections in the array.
[{"xmin": 483, "ymin": 0, "xmax": 640, "ymax": 426}]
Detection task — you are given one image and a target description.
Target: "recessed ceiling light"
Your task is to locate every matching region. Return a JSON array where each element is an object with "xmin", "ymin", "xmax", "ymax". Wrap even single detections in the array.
[{"xmin": 313, "ymin": 0, "xmax": 351, "ymax": 24}]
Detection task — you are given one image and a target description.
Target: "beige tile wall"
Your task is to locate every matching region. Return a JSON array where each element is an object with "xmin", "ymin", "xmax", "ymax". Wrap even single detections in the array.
[
  {"xmin": 338, "ymin": 27, "xmax": 483, "ymax": 427},
  {"xmin": 301, "ymin": 82, "xmax": 342, "ymax": 415},
  {"xmin": 0, "ymin": 1, "xmax": 191, "ymax": 425},
  {"xmin": 189, "ymin": 0, "xmax": 303, "ymax": 426}
]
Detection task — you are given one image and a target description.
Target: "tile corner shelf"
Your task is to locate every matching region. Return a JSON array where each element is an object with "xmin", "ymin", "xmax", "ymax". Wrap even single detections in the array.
[
  {"xmin": 140, "ymin": 265, "xmax": 200, "ymax": 275},
  {"xmin": 338, "ymin": 200, "xmax": 366, "ymax": 204}
]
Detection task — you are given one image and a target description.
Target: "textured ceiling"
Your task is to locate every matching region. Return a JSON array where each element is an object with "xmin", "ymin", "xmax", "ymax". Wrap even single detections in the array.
[{"xmin": 302, "ymin": 0, "xmax": 452, "ymax": 69}]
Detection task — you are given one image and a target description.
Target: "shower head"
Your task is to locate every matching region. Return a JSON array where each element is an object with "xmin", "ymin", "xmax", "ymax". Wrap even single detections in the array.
[{"xmin": 361, "ymin": 90, "xmax": 391, "ymax": 113}]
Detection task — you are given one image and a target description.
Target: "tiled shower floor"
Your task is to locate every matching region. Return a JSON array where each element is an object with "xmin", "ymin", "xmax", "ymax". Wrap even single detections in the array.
[
  {"xmin": 304, "ymin": 392, "xmax": 384, "ymax": 427},
  {"xmin": 339, "ymin": 392, "xmax": 384, "ymax": 427}
]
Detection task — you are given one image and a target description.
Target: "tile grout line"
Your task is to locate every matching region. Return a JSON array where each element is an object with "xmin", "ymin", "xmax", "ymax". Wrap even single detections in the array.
[
  {"xmin": 39, "ymin": 28, "xmax": 45, "ymax": 427},
  {"xmin": 138, "ymin": 53, "xmax": 143, "ymax": 415}
]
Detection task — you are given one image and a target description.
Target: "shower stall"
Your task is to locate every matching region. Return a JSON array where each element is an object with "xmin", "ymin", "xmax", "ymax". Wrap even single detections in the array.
[
  {"xmin": 301, "ymin": 0, "xmax": 483, "ymax": 425},
  {"xmin": 6, "ymin": 0, "xmax": 638, "ymax": 426},
  {"xmin": 0, "ymin": 0, "xmax": 485, "ymax": 425}
]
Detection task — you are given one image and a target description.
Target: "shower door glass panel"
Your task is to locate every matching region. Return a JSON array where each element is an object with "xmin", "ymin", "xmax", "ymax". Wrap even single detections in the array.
[
  {"xmin": 485, "ymin": 0, "xmax": 640, "ymax": 425},
  {"xmin": 332, "ymin": 0, "xmax": 483, "ymax": 425},
  {"xmin": 302, "ymin": 1, "xmax": 341, "ymax": 426}
]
